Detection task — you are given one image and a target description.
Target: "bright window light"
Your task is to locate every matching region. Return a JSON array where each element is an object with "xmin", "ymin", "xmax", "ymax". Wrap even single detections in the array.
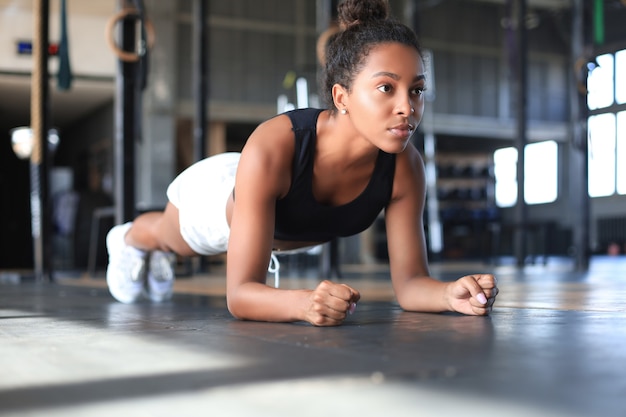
[
  {"xmin": 616, "ymin": 50, "xmax": 626, "ymax": 105},
  {"xmin": 588, "ymin": 113, "xmax": 616, "ymax": 197},
  {"xmin": 587, "ymin": 53, "xmax": 614, "ymax": 110},
  {"xmin": 494, "ymin": 147, "xmax": 517, "ymax": 207},
  {"xmin": 494, "ymin": 141, "xmax": 558, "ymax": 207},
  {"xmin": 525, "ymin": 141, "xmax": 558, "ymax": 204},
  {"xmin": 617, "ymin": 111, "xmax": 626, "ymax": 195}
]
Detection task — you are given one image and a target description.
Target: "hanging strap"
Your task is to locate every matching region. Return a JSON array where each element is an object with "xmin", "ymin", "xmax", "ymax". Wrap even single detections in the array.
[{"xmin": 268, "ymin": 253, "xmax": 280, "ymax": 288}]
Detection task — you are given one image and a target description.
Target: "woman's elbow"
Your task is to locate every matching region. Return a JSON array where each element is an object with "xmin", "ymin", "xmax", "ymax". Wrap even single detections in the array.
[
  {"xmin": 395, "ymin": 295, "xmax": 414, "ymax": 312},
  {"xmin": 226, "ymin": 289, "xmax": 246, "ymax": 320}
]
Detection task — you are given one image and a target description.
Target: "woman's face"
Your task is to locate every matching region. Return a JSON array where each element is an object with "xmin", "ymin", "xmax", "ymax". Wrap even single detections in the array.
[{"xmin": 344, "ymin": 42, "xmax": 425, "ymax": 154}]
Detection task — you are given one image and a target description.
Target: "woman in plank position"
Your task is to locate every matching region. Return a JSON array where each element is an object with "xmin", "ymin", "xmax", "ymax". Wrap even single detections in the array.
[{"xmin": 105, "ymin": 0, "xmax": 499, "ymax": 325}]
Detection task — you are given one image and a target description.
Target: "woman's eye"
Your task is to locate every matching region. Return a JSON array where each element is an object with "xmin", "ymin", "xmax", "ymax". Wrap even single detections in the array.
[
  {"xmin": 377, "ymin": 84, "xmax": 392, "ymax": 93},
  {"xmin": 412, "ymin": 86, "xmax": 426, "ymax": 96}
]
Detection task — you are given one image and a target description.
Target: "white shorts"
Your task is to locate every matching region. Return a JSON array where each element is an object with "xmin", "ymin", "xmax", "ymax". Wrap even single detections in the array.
[{"xmin": 166, "ymin": 152, "xmax": 240, "ymax": 255}]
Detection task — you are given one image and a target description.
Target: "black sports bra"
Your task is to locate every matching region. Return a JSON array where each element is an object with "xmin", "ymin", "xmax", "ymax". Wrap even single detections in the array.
[{"xmin": 273, "ymin": 108, "xmax": 396, "ymax": 242}]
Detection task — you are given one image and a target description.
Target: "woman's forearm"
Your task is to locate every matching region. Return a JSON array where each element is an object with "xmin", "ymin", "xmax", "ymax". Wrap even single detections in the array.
[
  {"xmin": 393, "ymin": 276, "xmax": 451, "ymax": 313},
  {"xmin": 227, "ymin": 282, "xmax": 311, "ymax": 322}
]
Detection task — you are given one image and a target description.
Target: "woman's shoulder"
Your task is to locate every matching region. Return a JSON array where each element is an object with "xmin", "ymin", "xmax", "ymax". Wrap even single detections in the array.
[
  {"xmin": 254, "ymin": 112, "xmax": 293, "ymax": 134},
  {"xmin": 242, "ymin": 113, "xmax": 294, "ymax": 153},
  {"xmin": 246, "ymin": 108, "xmax": 325, "ymax": 149},
  {"xmin": 264, "ymin": 108, "xmax": 324, "ymax": 132},
  {"xmin": 391, "ymin": 143, "xmax": 426, "ymax": 195},
  {"xmin": 237, "ymin": 113, "xmax": 297, "ymax": 195},
  {"xmin": 396, "ymin": 142, "xmax": 425, "ymax": 170}
]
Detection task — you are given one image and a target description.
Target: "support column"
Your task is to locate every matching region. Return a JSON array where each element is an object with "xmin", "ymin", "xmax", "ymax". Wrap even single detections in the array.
[
  {"xmin": 136, "ymin": 0, "xmax": 177, "ymax": 209},
  {"xmin": 208, "ymin": 122, "xmax": 227, "ymax": 156},
  {"xmin": 30, "ymin": 0, "xmax": 53, "ymax": 282},
  {"xmin": 569, "ymin": 0, "xmax": 590, "ymax": 270},
  {"xmin": 193, "ymin": 0, "xmax": 208, "ymax": 162},
  {"xmin": 114, "ymin": 0, "xmax": 139, "ymax": 223},
  {"xmin": 513, "ymin": 0, "xmax": 528, "ymax": 267}
]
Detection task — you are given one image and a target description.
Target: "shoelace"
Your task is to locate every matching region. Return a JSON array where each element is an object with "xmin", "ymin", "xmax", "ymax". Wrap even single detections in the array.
[
  {"xmin": 126, "ymin": 251, "xmax": 146, "ymax": 283},
  {"xmin": 150, "ymin": 252, "xmax": 175, "ymax": 282}
]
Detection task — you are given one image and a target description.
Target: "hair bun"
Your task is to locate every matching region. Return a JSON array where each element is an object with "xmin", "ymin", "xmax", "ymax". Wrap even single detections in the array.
[{"xmin": 337, "ymin": 0, "xmax": 389, "ymax": 28}]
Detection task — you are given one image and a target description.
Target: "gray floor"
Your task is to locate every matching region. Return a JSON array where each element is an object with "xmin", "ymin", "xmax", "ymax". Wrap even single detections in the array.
[{"xmin": 1, "ymin": 257, "xmax": 625, "ymax": 417}]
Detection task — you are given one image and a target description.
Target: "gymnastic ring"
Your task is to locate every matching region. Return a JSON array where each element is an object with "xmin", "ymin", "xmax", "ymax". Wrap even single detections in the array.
[
  {"xmin": 316, "ymin": 24, "xmax": 340, "ymax": 66},
  {"xmin": 105, "ymin": 8, "xmax": 155, "ymax": 63}
]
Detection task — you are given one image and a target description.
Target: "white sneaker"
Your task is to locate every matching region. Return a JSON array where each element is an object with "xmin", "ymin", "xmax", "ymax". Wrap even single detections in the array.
[
  {"xmin": 105, "ymin": 223, "xmax": 147, "ymax": 304},
  {"xmin": 146, "ymin": 250, "xmax": 176, "ymax": 302}
]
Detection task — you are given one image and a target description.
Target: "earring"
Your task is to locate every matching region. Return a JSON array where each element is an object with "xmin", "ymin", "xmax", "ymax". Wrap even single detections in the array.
[
  {"xmin": 341, "ymin": 108, "xmax": 347, "ymax": 115},
  {"xmin": 410, "ymin": 107, "xmax": 415, "ymax": 113}
]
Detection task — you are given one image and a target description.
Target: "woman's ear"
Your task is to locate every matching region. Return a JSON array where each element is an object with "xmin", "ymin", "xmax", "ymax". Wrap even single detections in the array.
[{"xmin": 332, "ymin": 83, "xmax": 348, "ymax": 111}]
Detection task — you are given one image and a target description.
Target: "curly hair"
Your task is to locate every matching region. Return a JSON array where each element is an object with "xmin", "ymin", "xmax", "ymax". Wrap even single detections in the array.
[{"xmin": 321, "ymin": 0, "xmax": 423, "ymax": 112}]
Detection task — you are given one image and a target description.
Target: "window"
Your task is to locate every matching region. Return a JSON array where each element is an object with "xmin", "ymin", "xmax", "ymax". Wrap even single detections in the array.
[
  {"xmin": 616, "ymin": 50, "xmax": 626, "ymax": 105},
  {"xmin": 494, "ymin": 147, "xmax": 517, "ymax": 207},
  {"xmin": 588, "ymin": 114, "xmax": 616, "ymax": 197},
  {"xmin": 494, "ymin": 141, "xmax": 558, "ymax": 207},
  {"xmin": 587, "ymin": 53, "xmax": 614, "ymax": 110},
  {"xmin": 525, "ymin": 141, "xmax": 558, "ymax": 204},
  {"xmin": 587, "ymin": 49, "xmax": 626, "ymax": 198},
  {"xmin": 617, "ymin": 111, "xmax": 626, "ymax": 195}
]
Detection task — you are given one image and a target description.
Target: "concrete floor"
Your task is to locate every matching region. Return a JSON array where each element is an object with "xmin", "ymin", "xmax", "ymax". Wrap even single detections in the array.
[{"xmin": 1, "ymin": 256, "xmax": 625, "ymax": 417}]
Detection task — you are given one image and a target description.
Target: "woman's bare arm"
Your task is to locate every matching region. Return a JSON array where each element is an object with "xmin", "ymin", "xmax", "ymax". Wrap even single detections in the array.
[
  {"xmin": 225, "ymin": 116, "xmax": 360, "ymax": 325},
  {"xmin": 385, "ymin": 146, "xmax": 498, "ymax": 315}
]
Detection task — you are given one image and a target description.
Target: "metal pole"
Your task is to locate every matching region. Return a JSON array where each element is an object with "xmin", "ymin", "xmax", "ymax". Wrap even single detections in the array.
[
  {"xmin": 114, "ymin": 1, "xmax": 138, "ymax": 224},
  {"xmin": 570, "ymin": 0, "xmax": 590, "ymax": 270},
  {"xmin": 514, "ymin": 0, "xmax": 528, "ymax": 267},
  {"xmin": 30, "ymin": 0, "xmax": 53, "ymax": 282},
  {"xmin": 193, "ymin": 0, "xmax": 208, "ymax": 162},
  {"xmin": 190, "ymin": 0, "xmax": 209, "ymax": 273}
]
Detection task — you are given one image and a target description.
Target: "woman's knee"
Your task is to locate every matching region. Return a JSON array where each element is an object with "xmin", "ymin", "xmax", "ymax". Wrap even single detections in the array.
[
  {"xmin": 126, "ymin": 211, "xmax": 164, "ymax": 250},
  {"xmin": 158, "ymin": 203, "xmax": 196, "ymax": 256}
]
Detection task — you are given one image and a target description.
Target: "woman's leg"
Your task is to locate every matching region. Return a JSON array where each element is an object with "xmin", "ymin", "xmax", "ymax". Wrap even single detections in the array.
[{"xmin": 125, "ymin": 202, "xmax": 198, "ymax": 257}]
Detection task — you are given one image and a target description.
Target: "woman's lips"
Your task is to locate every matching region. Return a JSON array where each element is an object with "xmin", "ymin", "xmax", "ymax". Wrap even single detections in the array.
[{"xmin": 389, "ymin": 123, "xmax": 414, "ymax": 138}]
